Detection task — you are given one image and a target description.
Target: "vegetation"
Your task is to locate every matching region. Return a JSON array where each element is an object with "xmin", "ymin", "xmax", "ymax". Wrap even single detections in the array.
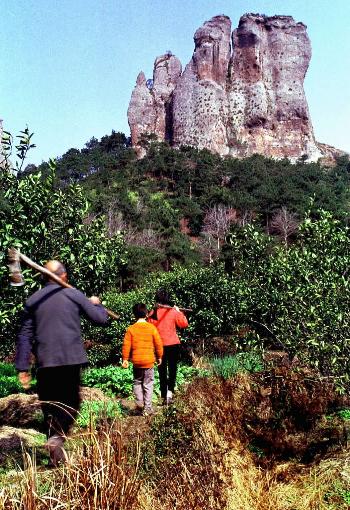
[
  {"xmin": 1, "ymin": 128, "xmax": 350, "ymax": 507},
  {"xmin": 21, "ymin": 134, "xmax": 350, "ymax": 286},
  {"xmin": 0, "ymin": 362, "xmax": 23, "ymax": 398},
  {"xmin": 0, "ymin": 131, "xmax": 126, "ymax": 355},
  {"xmin": 81, "ymin": 363, "xmax": 208, "ymax": 398},
  {"xmin": 210, "ymin": 352, "xmax": 263, "ymax": 379},
  {"xmin": 0, "ymin": 368, "xmax": 349, "ymax": 509},
  {"xmin": 76, "ymin": 400, "xmax": 123, "ymax": 428}
]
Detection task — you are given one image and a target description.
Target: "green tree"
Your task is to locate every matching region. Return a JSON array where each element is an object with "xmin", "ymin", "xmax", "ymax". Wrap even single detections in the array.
[{"xmin": 0, "ymin": 133, "xmax": 126, "ymax": 356}]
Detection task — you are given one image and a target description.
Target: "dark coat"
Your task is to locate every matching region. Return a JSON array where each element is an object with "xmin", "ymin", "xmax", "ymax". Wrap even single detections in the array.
[{"xmin": 16, "ymin": 283, "xmax": 108, "ymax": 371}]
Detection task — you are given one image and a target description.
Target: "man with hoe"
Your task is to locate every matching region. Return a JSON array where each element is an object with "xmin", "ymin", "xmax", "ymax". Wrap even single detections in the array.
[{"xmin": 15, "ymin": 260, "xmax": 108, "ymax": 466}]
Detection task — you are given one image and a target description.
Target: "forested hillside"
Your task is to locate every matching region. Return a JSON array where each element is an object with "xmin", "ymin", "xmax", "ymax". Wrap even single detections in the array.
[
  {"xmin": 1, "ymin": 130, "xmax": 350, "ymax": 508},
  {"xmin": 25, "ymin": 131, "xmax": 350, "ymax": 287}
]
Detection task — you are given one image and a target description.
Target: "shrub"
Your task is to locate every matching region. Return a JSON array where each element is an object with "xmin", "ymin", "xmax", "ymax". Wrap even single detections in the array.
[
  {"xmin": 0, "ymin": 375, "xmax": 22, "ymax": 399},
  {"xmin": 76, "ymin": 400, "xmax": 123, "ymax": 428},
  {"xmin": 0, "ymin": 363, "xmax": 22, "ymax": 397},
  {"xmin": 0, "ymin": 149, "xmax": 126, "ymax": 357},
  {"xmin": 81, "ymin": 365, "xmax": 134, "ymax": 397},
  {"xmin": 338, "ymin": 409, "xmax": 350, "ymax": 420},
  {"xmin": 210, "ymin": 353, "xmax": 263, "ymax": 379}
]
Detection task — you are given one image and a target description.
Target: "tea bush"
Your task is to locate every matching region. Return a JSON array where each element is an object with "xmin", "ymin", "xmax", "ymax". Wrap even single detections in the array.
[{"xmin": 91, "ymin": 211, "xmax": 350, "ymax": 389}]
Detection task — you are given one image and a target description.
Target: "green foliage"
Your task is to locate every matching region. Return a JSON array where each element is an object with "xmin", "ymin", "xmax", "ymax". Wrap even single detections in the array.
[
  {"xmin": 76, "ymin": 400, "xmax": 123, "ymax": 428},
  {"xmin": 81, "ymin": 365, "xmax": 134, "ymax": 397},
  {"xmin": 338, "ymin": 409, "xmax": 350, "ymax": 420},
  {"xmin": 0, "ymin": 131, "xmax": 127, "ymax": 356},
  {"xmin": 0, "ymin": 362, "xmax": 23, "ymax": 397},
  {"xmin": 210, "ymin": 353, "xmax": 263, "ymax": 379},
  {"xmin": 0, "ymin": 362, "xmax": 37, "ymax": 397},
  {"xmin": 86, "ymin": 343, "xmax": 115, "ymax": 366},
  {"xmin": 24, "ymin": 133, "xmax": 350, "ymax": 284},
  {"xmin": 93, "ymin": 211, "xmax": 350, "ymax": 388},
  {"xmin": 81, "ymin": 364, "xmax": 207, "ymax": 397},
  {"xmin": 0, "ymin": 374, "xmax": 22, "ymax": 398}
]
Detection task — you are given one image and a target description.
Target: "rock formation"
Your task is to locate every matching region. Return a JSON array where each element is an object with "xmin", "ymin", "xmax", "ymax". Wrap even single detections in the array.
[
  {"xmin": 128, "ymin": 53, "xmax": 181, "ymax": 157},
  {"xmin": 128, "ymin": 13, "xmax": 343, "ymax": 162}
]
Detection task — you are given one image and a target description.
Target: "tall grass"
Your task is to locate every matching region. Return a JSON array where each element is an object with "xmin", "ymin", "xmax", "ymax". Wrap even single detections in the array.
[{"xmin": 0, "ymin": 421, "xmax": 141, "ymax": 510}]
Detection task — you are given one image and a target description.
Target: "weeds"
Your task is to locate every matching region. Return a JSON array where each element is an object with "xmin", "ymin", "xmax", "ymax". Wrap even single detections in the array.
[
  {"xmin": 338, "ymin": 408, "xmax": 350, "ymax": 420},
  {"xmin": 0, "ymin": 368, "xmax": 348, "ymax": 509},
  {"xmin": 76, "ymin": 400, "xmax": 123, "ymax": 428},
  {"xmin": 210, "ymin": 352, "xmax": 263, "ymax": 379}
]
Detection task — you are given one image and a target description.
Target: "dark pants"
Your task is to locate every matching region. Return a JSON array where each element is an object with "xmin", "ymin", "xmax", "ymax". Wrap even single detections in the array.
[
  {"xmin": 36, "ymin": 365, "xmax": 81, "ymax": 438},
  {"xmin": 158, "ymin": 344, "xmax": 179, "ymax": 398}
]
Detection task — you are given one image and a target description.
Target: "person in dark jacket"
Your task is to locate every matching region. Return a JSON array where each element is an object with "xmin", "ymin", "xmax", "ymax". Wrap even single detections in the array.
[{"xmin": 16, "ymin": 260, "xmax": 108, "ymax": 465}]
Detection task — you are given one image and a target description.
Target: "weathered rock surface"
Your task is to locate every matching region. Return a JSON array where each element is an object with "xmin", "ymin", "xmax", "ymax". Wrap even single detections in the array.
[
  {"xmin": 128, "ymin": 13, "xmax": 344, "ymax": 162},
  {"xmin": 128, "ymin": 53, "xmax": 182, "ymax": 157},
  {"xmin": 228, "ymin": 14, "xmax": 320, "ymax": 160},
  {"xmin": 172, "ymin": 15, "xmax": 232, "ymax": 156}
]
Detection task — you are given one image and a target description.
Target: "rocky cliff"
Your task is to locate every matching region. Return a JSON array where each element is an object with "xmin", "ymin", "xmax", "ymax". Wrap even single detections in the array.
[{"xmin": 128, "ymin": 13, "xmax": 342, "ymax": 162}]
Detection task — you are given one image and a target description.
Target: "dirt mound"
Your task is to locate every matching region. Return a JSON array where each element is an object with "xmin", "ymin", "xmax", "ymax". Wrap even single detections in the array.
[{"xmin": 0, "ymin": 426, "xmax": 45, "ymax": 463}]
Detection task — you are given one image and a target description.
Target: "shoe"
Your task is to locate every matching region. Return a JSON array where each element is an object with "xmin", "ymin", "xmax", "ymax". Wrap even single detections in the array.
[
  {"xmin": 166, "ymin": 390, "xmax": 173, "ymax": 405},
  {"xmin": 46, "ymin": 434, "xmax": 66, "ymax": 467},
  {"xmin": 142, "ymin": 407, "xmax": 154, "ymax": 417}
]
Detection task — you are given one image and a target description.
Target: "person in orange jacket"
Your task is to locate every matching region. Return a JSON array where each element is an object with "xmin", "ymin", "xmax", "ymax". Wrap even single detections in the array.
[
  {"xmin": 148, "ymin": 289, "xmax": 188, "ymax": 404},
  {"xmin": 122, "ymin": 303, "xmax": 163, "ymax": 416}
]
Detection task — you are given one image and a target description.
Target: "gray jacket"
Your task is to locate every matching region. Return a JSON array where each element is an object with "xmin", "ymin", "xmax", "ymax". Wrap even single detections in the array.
[{"xmin": 16, "ymin": 283, "xmax": 108, "ymax": 371}]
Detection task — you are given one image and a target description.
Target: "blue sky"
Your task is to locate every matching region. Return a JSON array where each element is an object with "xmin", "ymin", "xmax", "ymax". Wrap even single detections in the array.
[{"xmin": 1, "ymin": 0, "xmax": 349, "ymax": 164}]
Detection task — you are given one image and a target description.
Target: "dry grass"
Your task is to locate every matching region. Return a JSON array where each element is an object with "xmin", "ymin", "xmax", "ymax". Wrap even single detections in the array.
[
  {"xmin": 0, "ymin": 420, "xmax": 141, "ymax": 510},
  {"xmin": 0, "ymin": 371, "xmax": 349, "ymax": 510}
]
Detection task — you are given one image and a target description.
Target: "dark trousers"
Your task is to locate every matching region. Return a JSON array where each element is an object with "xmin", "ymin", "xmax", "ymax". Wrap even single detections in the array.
[
  {"xmin": 36, "ymin": 365, "xmax": 81, "ymax": 438},
  {"xmin": 158, "ymin": 344, "xmax": 180, "ymax": 398}
]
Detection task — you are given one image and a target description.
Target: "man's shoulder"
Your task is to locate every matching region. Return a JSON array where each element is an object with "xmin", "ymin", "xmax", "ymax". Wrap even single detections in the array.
[
  {"xmin": 25, "ymin": 284, "xmax": 60, "ymax": 307},
  {"xmin": 26, "ymin": 284, "xmax": 83, "ymax": 308}
]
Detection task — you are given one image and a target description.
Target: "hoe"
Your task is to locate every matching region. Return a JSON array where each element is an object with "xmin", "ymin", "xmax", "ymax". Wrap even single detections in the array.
[{"xmin": 8, "ymin": 247, "xmax": 119, "ymax": 320}]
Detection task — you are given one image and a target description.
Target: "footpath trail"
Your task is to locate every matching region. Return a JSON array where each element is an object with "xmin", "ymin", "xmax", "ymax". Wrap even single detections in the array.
[{"xmin": 119, "ymin": 398, "xmax": 162, "ymax": 442}]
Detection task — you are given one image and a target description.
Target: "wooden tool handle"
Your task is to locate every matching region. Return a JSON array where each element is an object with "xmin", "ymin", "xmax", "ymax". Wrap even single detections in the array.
[
  {"xmin": 17, "ymin": 251, "xmax": 119, "ymax": 320},
  {"xmin": 155, "ymin": 303, "xmax": 192, "ymax": 312}
]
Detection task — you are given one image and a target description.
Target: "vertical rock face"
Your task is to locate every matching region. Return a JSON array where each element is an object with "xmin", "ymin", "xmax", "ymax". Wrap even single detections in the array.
[
  {"xmin": 127, "ymin": 54, "xmax": 181, "ymax": 157},
  {"xmin": 128, "ymin": 13, "xmax": 339, "ymax": 161},
  {"xmin": 172, "ymin": 15, "xmax": 231, "ymax": 155},
  {"xmin": 228, "ymin": 14, "xmax": 321, "ymax": 160}
]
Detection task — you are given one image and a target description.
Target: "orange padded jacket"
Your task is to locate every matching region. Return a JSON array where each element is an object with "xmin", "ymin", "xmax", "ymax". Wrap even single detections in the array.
[{"xmin": 122, "ymin": 320, "xmax": 163, "ymax": 368}]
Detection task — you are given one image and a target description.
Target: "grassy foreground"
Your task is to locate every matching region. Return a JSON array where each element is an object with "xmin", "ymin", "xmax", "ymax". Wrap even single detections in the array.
[{"xmin": 0, "ymin": 369, "xmax": 349, "ymax": 510}]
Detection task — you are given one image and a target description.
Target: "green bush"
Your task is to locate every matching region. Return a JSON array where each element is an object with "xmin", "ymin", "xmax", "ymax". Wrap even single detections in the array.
[
  {"xmin": 81, "ymin": 365, "xmax": 133, "ymax": 397},
  {"xmin": 338, "ymin": 409, "xmax": 350, "ymax": 420},
  {"xmin": 0, "ymin": 363, "xmax": 22, "ymax": 397},
  {"xmin": 76, "ymin": 400, "xmax": 123, "ymax": 428},
  {"xmin": 0, "ymin": 375, "xmax": 22, "ymax": 398},
  {"xmin": 0, "ymin": 362, "xmax": 37, "ymax": 397},
  {"xmin": 91, "ymin": 211, "xmax": 350, "ymax": 389},
  {"xmin": 0, "ymin": 164, "xmax": 126, "ymax": 357},
  {"xmin": 0, "ymin": 362, "xmax": 17, "ymax": 377},
  {"xmin": 210, "ymin": 353, "xmax": 263, "ymax": 379},
  {"xmin": 81, "ymin": 364, "xmax": 208, "ymax": 398}
]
